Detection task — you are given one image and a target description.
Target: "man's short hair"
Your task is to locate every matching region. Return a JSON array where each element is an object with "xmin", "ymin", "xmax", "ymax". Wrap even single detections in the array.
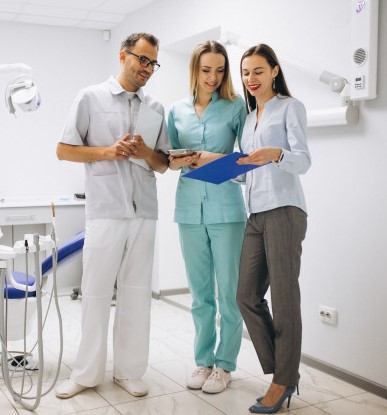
[{"xmin": 120, "ymin": 33, "xmax": 159, "ymax": 51}]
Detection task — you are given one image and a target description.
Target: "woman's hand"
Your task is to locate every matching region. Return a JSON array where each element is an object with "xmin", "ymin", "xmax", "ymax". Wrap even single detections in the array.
[
  {"xmin": 237, "ymin": 147, "xmax": 282, "ymax": 166},
  {"xmin": 189, "ymin": 151, "xmax": 224, "ymax": 169},
  {"xmin": 169, "ymin": 152, "xmax": 200, "ymax": 170}
]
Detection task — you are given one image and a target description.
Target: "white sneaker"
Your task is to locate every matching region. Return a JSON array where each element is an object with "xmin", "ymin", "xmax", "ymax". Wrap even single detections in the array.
[
  {"xmin": 114, "ymin": 377, "xmax": 148, "ymax": 397},
  {"xmin": 202, "ymin": 368, "xmax": 231, "ymax": 393},
  {"xmin": 55, "ymin": 379, "xmax": 89, "ymax": 399},
  {"xmin": 187, "ymin": 366, "xmax": 213, "ymax": 389}
]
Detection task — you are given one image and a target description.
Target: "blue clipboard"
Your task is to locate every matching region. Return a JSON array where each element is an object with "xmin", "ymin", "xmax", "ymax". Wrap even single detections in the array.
[{"xmin": 182, "ymin": 152, "xmax": 260, "ymax": 185}]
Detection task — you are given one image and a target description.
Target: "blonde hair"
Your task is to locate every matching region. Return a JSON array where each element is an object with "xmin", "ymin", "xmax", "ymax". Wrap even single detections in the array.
[{"xmin": 189, "ymin": 41, "xmax": 237, "ymax": 104}]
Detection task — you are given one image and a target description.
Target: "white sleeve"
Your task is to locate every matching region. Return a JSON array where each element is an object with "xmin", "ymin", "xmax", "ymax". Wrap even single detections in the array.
[{"xmin": 60, "ymin": 90, "xmax": 90, "ymax": 146}]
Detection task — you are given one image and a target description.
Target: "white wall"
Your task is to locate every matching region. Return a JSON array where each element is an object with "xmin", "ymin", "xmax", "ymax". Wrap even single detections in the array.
[
  {"xmin": 111, "ymin": 0, "xmax": 387, "ymax": 388},
  {"xmin": 0, "ymin": 22, "xmax": 111, "ymax": 198},
  {"xmin": 1, "ymin": 0, "xmax": 386, "ymax": 389}
]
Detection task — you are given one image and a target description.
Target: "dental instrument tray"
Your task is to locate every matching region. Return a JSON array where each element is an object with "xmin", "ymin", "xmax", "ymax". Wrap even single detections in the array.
[{"xmin": 168, "ymin": 149, "xmax": 195, "ymax": 157}]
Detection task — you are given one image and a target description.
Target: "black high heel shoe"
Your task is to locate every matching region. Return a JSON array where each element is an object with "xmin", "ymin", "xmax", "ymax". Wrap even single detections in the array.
[{"xmin": 249, "ymin": 386, "xmax": 296, "ymax": 413}]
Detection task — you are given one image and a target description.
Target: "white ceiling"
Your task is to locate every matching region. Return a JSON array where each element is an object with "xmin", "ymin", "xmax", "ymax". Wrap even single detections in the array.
[{"xmin": 0, "ymin": 0, "xmax": 160, "ymax": 30}]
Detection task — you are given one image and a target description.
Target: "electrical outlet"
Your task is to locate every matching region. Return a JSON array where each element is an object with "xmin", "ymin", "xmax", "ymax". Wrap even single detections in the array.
[{"xmin": 319, "ymin": 306, "xmax": 338, "ymax": 325}]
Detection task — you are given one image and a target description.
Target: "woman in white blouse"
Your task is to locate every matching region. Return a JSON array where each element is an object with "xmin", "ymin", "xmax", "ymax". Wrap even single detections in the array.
[{"xmin": 236, "ymin": 44, "xmax": 311, "ymax": 414}]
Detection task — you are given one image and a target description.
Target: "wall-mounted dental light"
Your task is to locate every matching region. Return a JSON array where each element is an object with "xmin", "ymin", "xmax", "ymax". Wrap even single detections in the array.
[
  {"xmin": 6, "ymin": 76, "xmax": 41, "ymax": 114},
  {"xmin": 0, "ymin": 63, "xmax": 41, "ymax": 116}
]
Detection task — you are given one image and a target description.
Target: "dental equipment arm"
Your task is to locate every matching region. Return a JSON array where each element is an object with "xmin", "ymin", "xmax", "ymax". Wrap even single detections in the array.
[{"xmin": 219, "ymin": 31, "xmax": 358, "ymax": 127}]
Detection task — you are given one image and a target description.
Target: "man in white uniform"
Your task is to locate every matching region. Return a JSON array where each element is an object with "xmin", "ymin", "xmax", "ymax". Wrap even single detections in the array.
[{"xmin": 55, "ymin": 33, "xmax": 170, "ymax": 399}]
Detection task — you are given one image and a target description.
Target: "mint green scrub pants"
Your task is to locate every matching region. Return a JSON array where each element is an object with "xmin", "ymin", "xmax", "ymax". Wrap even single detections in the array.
[{"xmin": 179, "ymin": 222, "xmax": 245, "ymax": 371}]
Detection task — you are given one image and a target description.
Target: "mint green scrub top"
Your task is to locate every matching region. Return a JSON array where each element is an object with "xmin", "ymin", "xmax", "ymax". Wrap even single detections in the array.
[{"xmin": 167, "ymin": 92, "xmax": 247, "ymax": 224}]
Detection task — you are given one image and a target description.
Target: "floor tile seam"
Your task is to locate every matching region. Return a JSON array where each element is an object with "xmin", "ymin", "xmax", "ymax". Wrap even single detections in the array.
[
  {"xmin": 113, "ymin": 389, "xmax": 196, "ymax": 406},
  {"xmin": 92, "ymin": 385, "xmax": 123, "ymax": 408},
  {"xmin": 105, "ymin": 388, "xmax": 195, "ymax": 406},
  {"xmin": 0, "ymin": 384, "xmax": 22, "ymax": 412},
  {"xmin": 7, "ymin": 403, "xmax": 21, "ymax": 415},
  {"xmin": 147, "ymin": 364, "xmax": 187, "ymax": 390},
  {"xmin": 234, "ymin": 370, "xmax": 270, "ymax": 381},
  {"xmin": 310, "ymin": 389, "xmax": 371, "ymax": 403},
  {"xmin": 64, "ymin": 400, "xmax": 114, "ymax": 415},
  {"xmin": 229, "ymin": 374, "xmax": 266, "ymax": 386},
  {"xmin": 295, "ymin": 395, "xmax": 347, "ymax": 407},
  {"xmin": 195, "ymin": 392, "xmax": 228, "ymax": 414},
  {"xmin": 299, "ymin": 392, "xmax": 369, "ymax": 407}
]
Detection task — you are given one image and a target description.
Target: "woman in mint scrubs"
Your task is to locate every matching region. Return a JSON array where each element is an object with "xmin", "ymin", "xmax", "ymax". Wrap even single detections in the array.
[{"xmin": 168, "ymin": 40, "xmax": 247, "ymax": 394}]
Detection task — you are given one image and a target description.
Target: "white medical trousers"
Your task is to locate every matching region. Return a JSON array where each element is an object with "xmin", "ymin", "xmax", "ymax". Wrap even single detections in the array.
[{"xmin": 70, "ymin": 218, "xmax": 156, "ymax": 386}]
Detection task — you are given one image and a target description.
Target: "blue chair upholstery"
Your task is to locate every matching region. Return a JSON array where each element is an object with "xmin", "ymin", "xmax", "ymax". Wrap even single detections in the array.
[
  {"xmin": 4, "ymin": 231, "xmax": 85, "ymax": 300},
  {"xmin": 4, "ymin": 272, "xmax": 36, "ymax": 299},
  {"xmin": 42, "ymin": 230, "xmax": 85, "ymax": 275}
]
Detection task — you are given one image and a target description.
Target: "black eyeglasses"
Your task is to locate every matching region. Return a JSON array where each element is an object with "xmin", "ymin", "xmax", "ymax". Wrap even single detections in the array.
[{"xmin": 125, "ymin": 51, "xmax": 160, "ymax": 71}]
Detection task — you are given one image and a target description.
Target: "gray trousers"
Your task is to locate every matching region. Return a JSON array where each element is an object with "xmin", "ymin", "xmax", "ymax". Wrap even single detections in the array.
[{"xmin": 236, "ymin": 206, "xmax": 307, "ymax": 387}]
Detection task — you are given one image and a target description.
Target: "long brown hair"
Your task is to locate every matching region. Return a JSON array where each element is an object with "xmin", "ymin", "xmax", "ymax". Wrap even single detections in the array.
[
  {"xmin": 240, "ymin": 44, "xmax": 291, "ymax": 113},
  {"xmin": 190, "ymin": 40, "xmax": 237, "ymax": 104}
]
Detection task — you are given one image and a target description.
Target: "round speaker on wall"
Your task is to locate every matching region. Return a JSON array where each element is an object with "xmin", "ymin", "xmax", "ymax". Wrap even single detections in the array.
[{"xmin": 353, "ymin": 48, "xmax": 367, "ymax": 65}]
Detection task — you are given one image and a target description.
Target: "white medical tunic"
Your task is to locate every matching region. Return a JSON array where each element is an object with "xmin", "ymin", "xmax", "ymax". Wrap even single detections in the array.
[{"xmin": 60, "ymin": 76, "xmax": 171, "ymax": 220}]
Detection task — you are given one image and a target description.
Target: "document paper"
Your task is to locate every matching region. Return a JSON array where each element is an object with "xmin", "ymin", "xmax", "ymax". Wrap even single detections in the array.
[{"xmin": 129, "ymin": 103, "xmax": 163, "ymax": 170}]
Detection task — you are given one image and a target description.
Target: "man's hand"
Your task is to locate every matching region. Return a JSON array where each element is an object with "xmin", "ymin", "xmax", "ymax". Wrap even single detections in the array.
[
  {"xmin": 107, "ymin": 134, "xmax": 132, "ymax": 160},
  {"xmin": 126, "ymin": 134, "xmax": 152, "ymax": 160}
]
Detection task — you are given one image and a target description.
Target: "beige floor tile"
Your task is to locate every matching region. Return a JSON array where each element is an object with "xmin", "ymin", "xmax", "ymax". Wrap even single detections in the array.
[
  {"xmin": 297, "ymin": 365, "xmax": 365, "ymax": 404},
  {"xmin": 2, "ymin": 296, "xmax": 386, "ymax": 415},
  {"xmin": 288, "ymin": 406, "xmax": 331, "ymax": 414},
  {"xmin": 0, "ymin": 387, "xmax": 19, "ymax": 414},
  {"xmin": 0, "ymin": 347, "xmax": 71, "ymax": 393},
  {"xmin": 150, "ymin": 358, "xmax": 196, "ymax": 389},
  {"xmin": 148, "ymin": 334, "xmax": 194, "ymax": 364},
  {"xmin": 95, "ymin": 366, "xmax": 184, "ymax": 406},
  {"xmin": 235, "ymin": 338, "xmax": 266, "ymax": 377},
  {"xmin": 1, "ymin": 380, "xmax": 109, "ymax": 415},
  {"xmin": 315, "ymin": 392, "xmax": 387, "ymax": 415},
  {"xmin": 150, "ymin": 300, "xmax": 195, "ymax": 335},
  {"xmin": 197, "ymin": 377, "xmax": 308, "ymax": 415},
  {"xmin": 71, "ymin": 407, "xmax": 121, "ymax": 415},
  {"xmin": 114, "ymin": 390, "xmax": 224, "ymax": 415}
]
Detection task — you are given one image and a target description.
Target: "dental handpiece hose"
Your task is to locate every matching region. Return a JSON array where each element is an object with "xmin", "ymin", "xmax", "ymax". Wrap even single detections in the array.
[
  {"xmin": 22, "ymin": 233, "xmax": 44, "ymax": 410},
  {"xmin": 51, "ymin": 202, "xmax": 57, "ymax": 243}
]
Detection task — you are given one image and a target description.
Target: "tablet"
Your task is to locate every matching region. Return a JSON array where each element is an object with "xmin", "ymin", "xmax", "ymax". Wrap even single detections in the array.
[{"xmin": 168, "ymin": 149, "xmax": 195, "ymax": 157}]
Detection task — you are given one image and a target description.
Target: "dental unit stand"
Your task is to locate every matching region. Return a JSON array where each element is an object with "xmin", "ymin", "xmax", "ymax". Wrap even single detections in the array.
[{"xmin": 0, "ymin": 228, "xmax": 62, "ymax": 411}]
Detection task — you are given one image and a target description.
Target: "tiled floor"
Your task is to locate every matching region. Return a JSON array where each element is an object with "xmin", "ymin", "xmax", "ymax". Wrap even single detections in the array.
[{"xmin": 1, "ymin": 294, "xmax": 387, "ymax": 415}]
